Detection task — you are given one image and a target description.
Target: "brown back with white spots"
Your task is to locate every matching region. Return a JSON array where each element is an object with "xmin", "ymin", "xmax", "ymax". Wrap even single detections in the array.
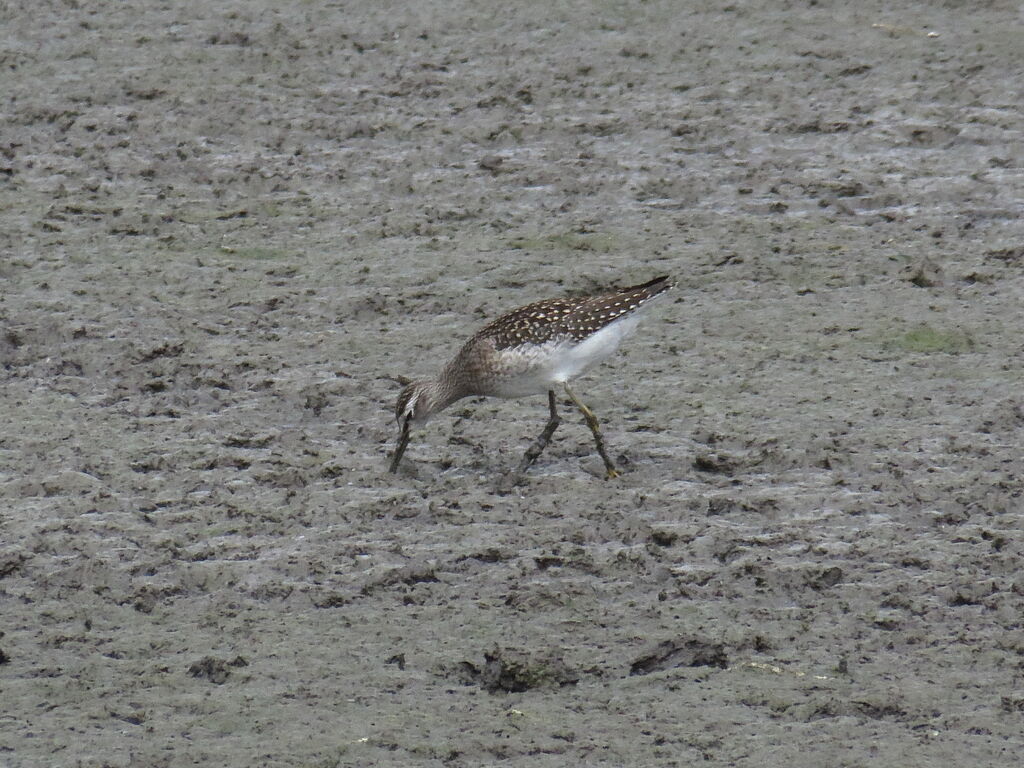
[{"xmin": 473, "ymin": 275, "xmax": 673, "ymax": 351}]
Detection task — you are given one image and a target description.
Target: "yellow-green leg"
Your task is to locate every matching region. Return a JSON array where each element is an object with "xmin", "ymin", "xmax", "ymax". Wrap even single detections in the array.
[{"xmin": 564, "ymin": 383, "xmax": 620, "ymax": 479}]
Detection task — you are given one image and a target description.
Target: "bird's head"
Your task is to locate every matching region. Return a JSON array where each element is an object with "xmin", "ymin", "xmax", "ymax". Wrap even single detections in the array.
[
  {"xmin": 394, "ymin": 380, "xmax": 438, "ymax": 429},
  {"xmin": 389, "ymin": 380, "xmax": 440, "ymax": 473}
]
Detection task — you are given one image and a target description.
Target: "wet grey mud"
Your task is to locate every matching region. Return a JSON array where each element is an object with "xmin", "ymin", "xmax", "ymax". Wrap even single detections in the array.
[{"xmin": 2, "ymin": 1, "xmax": 1023, "ymax": 766}]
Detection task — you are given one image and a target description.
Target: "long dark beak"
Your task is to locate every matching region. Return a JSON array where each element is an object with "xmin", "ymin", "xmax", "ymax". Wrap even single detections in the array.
[{"xmin": 389, "ymin": 417, "xmax": 411, "ymax": 474}]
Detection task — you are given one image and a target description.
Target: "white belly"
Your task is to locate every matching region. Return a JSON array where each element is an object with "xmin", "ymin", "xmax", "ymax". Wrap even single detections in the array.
[{"xmin": 489, "ymin": 314, "xmax": 643, "ymax": 398}]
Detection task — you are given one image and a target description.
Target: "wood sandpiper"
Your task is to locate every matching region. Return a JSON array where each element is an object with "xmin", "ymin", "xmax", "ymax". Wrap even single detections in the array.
[{"xmin": 389, "ymin": 275, "xmax": 673, "ymax": 479}]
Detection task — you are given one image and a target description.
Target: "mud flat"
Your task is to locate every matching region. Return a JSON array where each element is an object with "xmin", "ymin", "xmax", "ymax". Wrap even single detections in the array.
[{"xmin": 2, "ymin": 1, "xmax": 1022, "ymax": 765}]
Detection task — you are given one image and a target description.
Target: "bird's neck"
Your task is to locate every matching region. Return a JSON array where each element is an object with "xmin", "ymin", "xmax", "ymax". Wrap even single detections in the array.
[{"xmin": 422, "ymin": 371, "xmax": 470, "ymax": 416}]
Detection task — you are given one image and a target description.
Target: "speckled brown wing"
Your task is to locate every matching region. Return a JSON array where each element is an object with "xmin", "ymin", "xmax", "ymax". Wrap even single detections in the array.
[
  {"xmin": 471, "ymin": 296, "xmax": 589, "ymax": 350},
  {"xmin": 476, "ymin": 275, "xmax": 673, "ymax": 351}
]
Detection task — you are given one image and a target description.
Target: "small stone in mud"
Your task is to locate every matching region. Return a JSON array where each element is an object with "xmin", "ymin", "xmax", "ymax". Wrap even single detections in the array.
[
  {"xmin": 809, "ymin": 566, "xmax": 843, "ymax": 590},
  {"xmin": 188, "ymin": 655, "xmax": 246, "ymax": 684},
  {"xmin": 650, "ymin": 529, "xmax": 678, "ymax": 547},
  {"xmin": 1001, "ymin": 693, "xmax": 1024, "ymax": 713},
  {"xmin": 630, "ymin": 637, "xmax": 728, "ymax": 676},
  {"xmin": 386, "ymin": 653, "xmax": 406, "ymax": 670},
  {"xmin": 904, "ymin": 258, "xmax": 942, "ymax": 287},
  {"xmin": 132, "ymin": 588, "xmax": 158, "ymax": 614},
  {"xmin": 189, "ymin": 657, "xmax": 230, "ymax": 684},
  {"xmin": 706, "ymin": 497, "xmax": 740, "ymax": 515},
  {"xmin": 478, "ymin": 155, "xmax": 504, "ymax": 172},
  {"xmin": 693, "ymin": 453, "xmax": 737, "ymax": 474},
  {"xmin": 461, "ymin": 648, "xmax": 579, "ymax": 693}
]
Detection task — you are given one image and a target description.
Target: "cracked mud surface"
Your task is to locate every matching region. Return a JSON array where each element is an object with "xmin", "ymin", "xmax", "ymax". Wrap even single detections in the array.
[{"xmin": 2, "ymin": 1, "xmax": 1023, "ymax": 766}]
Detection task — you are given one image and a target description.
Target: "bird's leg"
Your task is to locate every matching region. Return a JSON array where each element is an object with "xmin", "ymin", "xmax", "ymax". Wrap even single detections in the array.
[
  {"xmin": 515, "ymin": 389, "xmax": 561, "ymax": 475},
  {"xmin": 389, "ymin": 419, "xmax": 411, "ymax": 474},
  {"xmin": 494, "ymin": 391, "xmax": 561, "ymax": 493},
  {"xmin": 564, "ymin": 383, "xmax": 620, "ymax": 479}
]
